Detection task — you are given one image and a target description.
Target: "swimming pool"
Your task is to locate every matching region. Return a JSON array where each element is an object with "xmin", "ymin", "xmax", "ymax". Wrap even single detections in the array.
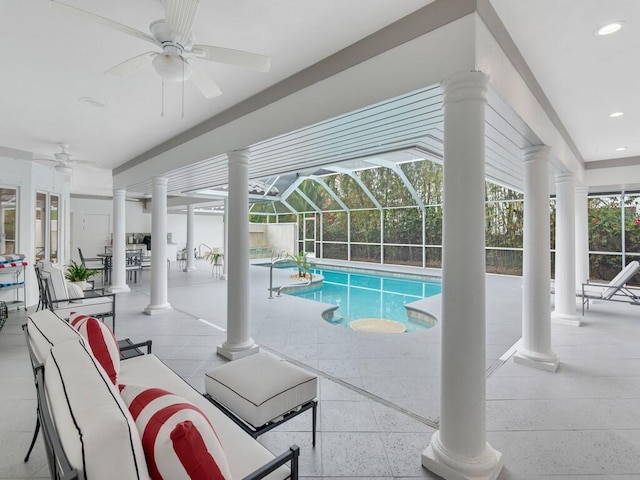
[{"xmin": 276, "ymin": 264, "xmax": 441, "ymax": 332}]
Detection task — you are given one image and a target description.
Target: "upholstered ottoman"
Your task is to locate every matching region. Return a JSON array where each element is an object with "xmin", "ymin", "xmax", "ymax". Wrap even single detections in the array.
[{"xmin": 204, "ymin": 352, "xmax": 318, "ymax": 445}]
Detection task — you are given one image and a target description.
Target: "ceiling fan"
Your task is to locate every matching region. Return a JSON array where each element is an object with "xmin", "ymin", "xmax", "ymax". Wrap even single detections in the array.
[
  {"xmin": 33, "ymin": 144, "xmax": 98, "ymax": 174},
  {"xmin": 50, "ymin": 0, "xmax": 271, "ymax": 99}
]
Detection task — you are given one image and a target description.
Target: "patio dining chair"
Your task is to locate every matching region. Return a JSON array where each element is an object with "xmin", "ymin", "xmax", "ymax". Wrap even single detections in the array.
[{"xmin": 78, "ymin": 247, "xmax": 107, "ymax": 284}]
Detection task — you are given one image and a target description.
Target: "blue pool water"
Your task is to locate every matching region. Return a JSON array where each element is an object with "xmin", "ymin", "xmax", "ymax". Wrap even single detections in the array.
[{"xmin": 280, "ymin": 265, "xmax": 441, "ymax": 331}]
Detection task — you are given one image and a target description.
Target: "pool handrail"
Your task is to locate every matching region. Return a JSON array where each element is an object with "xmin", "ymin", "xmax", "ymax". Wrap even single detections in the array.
[{"xmin": 269, "ymin": 255, "xmax": 292, "ymax": 299}]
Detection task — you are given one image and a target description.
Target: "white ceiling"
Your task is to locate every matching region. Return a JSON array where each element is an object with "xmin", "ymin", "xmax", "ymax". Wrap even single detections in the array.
[{"xmin": 1, "ymin": 0, "xmax": 639, "ymax": 194}]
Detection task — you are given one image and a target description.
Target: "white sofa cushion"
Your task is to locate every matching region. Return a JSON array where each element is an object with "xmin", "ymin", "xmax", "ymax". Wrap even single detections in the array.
[
  {"xmin": 45, "ymin": 340, "xmax": 151, "ymax": 480},
  {"xmin": 204, "ymin": 352, "xmax": 318, "ymax": 428},
  {"xmin": 27, "ymin": 310, "xmax": 82, "ymax": 365},
  {"xmin": 119, "ymin": 354, "xmax": 290, "ymax": 480},
  {"xmin": 70, "ymin": 313, "xmax": 120, "ymax": 384},
  {"xmin": 119, "ymin": 384, "xmax": 232, "ymax": 480}
]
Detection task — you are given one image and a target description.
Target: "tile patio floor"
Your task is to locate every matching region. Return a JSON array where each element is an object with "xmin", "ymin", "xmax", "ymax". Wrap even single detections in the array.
[{"xmin": 1, "ymin": 259, "xmax": 639, "ymax": 479}]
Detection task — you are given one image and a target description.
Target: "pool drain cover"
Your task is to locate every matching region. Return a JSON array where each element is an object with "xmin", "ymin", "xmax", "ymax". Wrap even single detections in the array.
[{"xmin": 349, "ymin": 318, "xmax": 406, "ymax": 333}]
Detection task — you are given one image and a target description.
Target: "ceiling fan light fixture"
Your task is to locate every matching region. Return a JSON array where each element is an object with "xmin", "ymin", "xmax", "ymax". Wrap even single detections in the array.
[
  {"xmin": 54, "ymin": 164, "xmax": 73, "ymax": 175},
  {"xmin": 152, "ymin": 53, "xmax": 192, "ymax": 82}
]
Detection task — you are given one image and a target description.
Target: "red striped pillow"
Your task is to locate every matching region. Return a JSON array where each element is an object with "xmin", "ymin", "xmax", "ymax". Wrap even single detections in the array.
[
  {"xmin": 69, "ymin": 313, "xmax": 120, "ymax": 384},
  {"xmin": 119, "ymin": 385, "xmax": 231, "ymax": 480}
]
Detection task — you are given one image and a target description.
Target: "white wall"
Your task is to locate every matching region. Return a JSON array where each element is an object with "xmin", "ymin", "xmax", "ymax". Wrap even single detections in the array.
[
  {"xmin": 167, "ymin": 212, "xmax": 224, "ymax": 258},
  {"xmin": 69, "ymin": 197, "xmax": 152, "ymax": 262},
  {"xmin": 69, "ymin": 196, "xmax": 225, "ymax": 262}
]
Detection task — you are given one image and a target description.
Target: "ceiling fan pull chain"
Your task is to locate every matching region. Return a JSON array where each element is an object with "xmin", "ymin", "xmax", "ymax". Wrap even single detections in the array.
[
  {"xmin": 181, "ymin": 60, "xmax": 185, "ymax": 118},
  {"xmin": 161, "ymin": 77, "xmax": 165, "ymax": 117}
]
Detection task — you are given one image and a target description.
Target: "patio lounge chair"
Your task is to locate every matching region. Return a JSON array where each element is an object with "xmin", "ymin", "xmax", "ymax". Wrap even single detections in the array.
[
  {"xmin": 581, "ymin": 260, "xmax": 640, "ymax": 314},
  {"xmin": 37, "ymin": 260, "xmax": 117, "ymax": 333}
]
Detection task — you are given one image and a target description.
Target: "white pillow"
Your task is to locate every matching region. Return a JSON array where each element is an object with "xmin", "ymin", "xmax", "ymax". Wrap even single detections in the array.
[
  {"xmin": 119, "ymin": 384, "xmax": 232, "ymax": 480},
  {"xmin": 70, "ymin": 313, "xmax": 120, "ymax": 384},
  {"xmin": 66, "ymin": 282, "xmax": 85, "ymax": 300}
]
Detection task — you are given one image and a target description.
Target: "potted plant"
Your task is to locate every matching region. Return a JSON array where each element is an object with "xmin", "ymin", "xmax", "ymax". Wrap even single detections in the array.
[
  {"xmin": 65, "ymin": 260, "xmax": 99, "ymax": 290},
  {"xmin": 287, "ymin": 251, "xmax": 312, "ymax": 280},
  {"xmin": 204, "ymin": 251, "xmax": 224, "ymax": 265}
]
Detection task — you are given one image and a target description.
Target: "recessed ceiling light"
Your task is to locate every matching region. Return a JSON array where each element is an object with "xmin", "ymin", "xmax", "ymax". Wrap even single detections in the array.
[
  {"xmin": 609, "ymin": 111, "xmax": 625, "ymax": 118},
  {"xmin": 79, "ymin": 97, "xmax": 109, "ymax": 108},
  {"xmin": 596, "ymin": 22, "xmax": 624, "ymax": 36},
  {"xmin": 616, "ymin": 147, "xmax": 627, "ymax": 152}
]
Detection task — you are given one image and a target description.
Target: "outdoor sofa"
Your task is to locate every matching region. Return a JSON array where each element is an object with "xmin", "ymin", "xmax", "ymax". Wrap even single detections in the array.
[{"xmin": 24, "ymin": 309, "xmax": 299, "ymax": 480}]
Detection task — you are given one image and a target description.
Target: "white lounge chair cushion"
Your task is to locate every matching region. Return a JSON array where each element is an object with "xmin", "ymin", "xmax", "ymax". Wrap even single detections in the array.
[
  {"xmin": 119, "ymin": 384, "xmax": 232, "ymax": 480},
  {"xmin": 70, "ymin": 313, "xmax": 120, "ymax": 384},
  {"xmin": 45, "ymin": 341, "xmax": 150, "ymax": 480},
  {"xmin": 40, "ymin": 261, "xmax": 70, "ymax": 306},
  {"xmin": 53, "ymin": 296, "xmax": 114, "ymax": 320},
  {"xmin": 204, "ymin": 352, "xmax": 318, "ymax": 428},
  {"xmin": 602, "ymin": 260, "xmax": 640, "ymax": 299},
  {"xmin": 26, "ymin": 310, "xmax": 82, "ymax": 365},
  {"xmin": 119, "ymin": 354, "xmax": 290, "ymax": 480}
]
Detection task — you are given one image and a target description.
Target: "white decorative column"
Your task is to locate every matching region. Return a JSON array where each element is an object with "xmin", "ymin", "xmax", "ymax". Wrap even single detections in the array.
[
  {"xmin": 184, "ymin": 204, "xmax": 196, "ymax": 272},
  {"xmin": 422, "ymin": 71, "xmax": 503, "ymax": 480},
  {"xmin": 0, "ymin": 202, "xmax": 5, "ymax": 254},
  {"xmin": 109, "ymin": 189, "xmax": 130, "ymax": 293},
  {"xmin": 575, "ymin": 185, "xmax": 590, "ymax": 287},
  {"xmin": 552, "ymin": 173, "xmax": 581, "ymax": 326},
  {"xmin": 144, "ymin": 177, "xmax": 172, "ymax": 315},
  {"xmin": 514, "ymin": 146, "xmax": 559, "ymax": 371},
  {"xmin": 217, "ymin": 149, "xmax": 259, "ymax": 360},
  {"xmin": 221, "ymin": 198, "xmax": 228, "ymax": 280}
]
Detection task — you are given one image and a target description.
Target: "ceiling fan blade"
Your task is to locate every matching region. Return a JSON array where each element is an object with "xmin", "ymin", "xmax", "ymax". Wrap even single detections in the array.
[
  {"xmin": 188, "ymin": 62, "xmax": 222, "ymax": 99},
  {"xmin": 165, "ymin": 0, "xmax": 199, "ymax": 41},
  {"xmin": 191, "ymin": 44, "xmax": 270, "ymax": 72},
  {"xmin": 32, "ymin": 153, "xmax": 56, "ymax": 162},
  {"xmin": 71, "ymin": 159, "xmax": 100, "ymax": 169},
  {"xmin": 50, "ymin": 1, "xmax": 157, "ymax": 45},
  {"xmin": 106, "ymin": 52, "xmax": 156, "ymax": 77}
]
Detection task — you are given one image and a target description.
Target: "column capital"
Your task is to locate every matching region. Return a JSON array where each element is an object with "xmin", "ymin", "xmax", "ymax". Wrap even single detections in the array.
[
  {"xmin": 555, "ymin": 172, "xmax": 575, "ymax": 184},
  {"xmin": 227, "ymin": 149, "xmax": 250, "ymax": 165},
  {"xmin": 522, "ymin": 145, "xmax": 551, "ymax": 163},
  {"xmin": 152, "ymin": 176, "xmax": 168, "ymax": 187},
  {"xmin": 575, "ymin": 185, "xmax": 589, "ymax": 195},
  {"xmin": 441, "ymin": 71, "xmax": 489, "ymax": 106},
  {"xmin": 112, "ymin": 188, "xmax": 126, "ymax": 197}
]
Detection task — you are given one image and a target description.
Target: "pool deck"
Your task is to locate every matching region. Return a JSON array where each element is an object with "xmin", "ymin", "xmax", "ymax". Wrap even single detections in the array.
[{"xmin": 2, "ymin": 259, "xmax": 640, "ymax": 478}]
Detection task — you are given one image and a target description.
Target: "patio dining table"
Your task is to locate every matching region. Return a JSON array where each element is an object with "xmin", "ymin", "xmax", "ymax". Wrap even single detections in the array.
[{"xmin": 97, "ymin": 249, "xmax": 146, "ymax": 284}]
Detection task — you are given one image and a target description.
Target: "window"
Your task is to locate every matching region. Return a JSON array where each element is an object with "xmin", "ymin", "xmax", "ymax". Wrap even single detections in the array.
[
  {"xmin": 0, "ymin": 187, "xmax": 18, "ymax": 254},
  {"xmin": 35, "ymin": 192, "xmax": 60, "ymax": 262}
]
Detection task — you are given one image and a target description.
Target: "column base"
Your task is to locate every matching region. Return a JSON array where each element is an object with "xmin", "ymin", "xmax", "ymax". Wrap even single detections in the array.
[
  {"xmin": 514, "ymin": 349, "xmax": 559, "ymax": 372},
  {"xmin": 551, "ymin": 311, "xmax": 582, "ymax": 327},
  {"xmin": 108, "ymin": 284, "xmax": 130, "ymax": 293},
  {"xmin": 422, "ymin": 431, "xmax": 503, "ymax": 480},
  {"xmin": 183, "ymin": 266, "xmax": 197, "ymax": 272},
  {"xmin": 144, "ymin": 303, "xmax": 173, "ymax": 315},
  {"xmin": 217, "ymin": 342, "xmax": 259, "ymax": 360},
  {"xmin": 220, "ymin": 274, "xmax": 227, "ymax": 280}
]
